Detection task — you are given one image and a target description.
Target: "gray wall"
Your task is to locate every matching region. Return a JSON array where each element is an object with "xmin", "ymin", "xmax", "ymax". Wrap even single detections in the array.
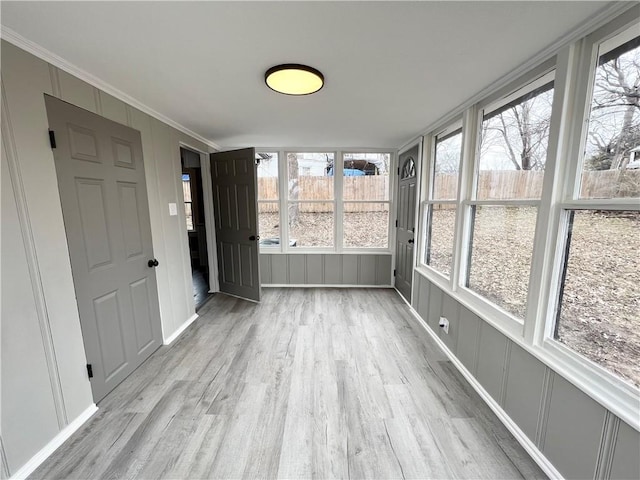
[
  {"xmin": 414, "ymin": 273, "xmax": 640, "ymax": 480},
  {"xmin": 260, "ymin": 254, "xmax": 392, "ymax": 286},
  {"xmin": 1, "ymin": 40, "xmax": 209, "ymax": 476}
]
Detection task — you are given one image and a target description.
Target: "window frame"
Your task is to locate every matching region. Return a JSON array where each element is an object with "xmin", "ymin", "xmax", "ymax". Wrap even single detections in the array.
[
  {"xmin": 531, "ymin": 12, "xmax": 640, "ymax": 425},
  {"xmin": 421, "ymin": 120, "xmax": 463, "ymax": 280},
  {"xmin": 255, "ymin": 151, "xmax": 282, "ymax": 251},
  {"xmin": 341, "ymin": 151, "xmax": 393, "ymax": 251}
]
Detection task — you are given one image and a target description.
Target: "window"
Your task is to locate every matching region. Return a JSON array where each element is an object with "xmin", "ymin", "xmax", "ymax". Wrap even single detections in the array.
[
  {"xmin": 342, "ymin": 153, "xmax": 391, "ymax": 248},
  {"xmin": 287, "ymin": 152, "xmax": 335, "ymax": 248},
  {"xmin": 256, "ymin": 152, "xmax": 281, "ymax": 247},
  {"xmin": 424, "ymin": 127, "xmax": 462, "ymax": 276},
  {"xmin": 466, "ymin": 74, "xmax": 554, "ymax": 319},
  {"xmin": 182, "ymin": 173, "xmax": 194, "ymax": 231},
  {"xmin": 552, "ymin": 24, "xmax": 640, "ymax": 388}
]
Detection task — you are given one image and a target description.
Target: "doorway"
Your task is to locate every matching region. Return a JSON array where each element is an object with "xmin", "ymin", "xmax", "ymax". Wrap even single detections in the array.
[{"xmin": 181, "ymin": 147, "xmax": 212, "ymax": 310}]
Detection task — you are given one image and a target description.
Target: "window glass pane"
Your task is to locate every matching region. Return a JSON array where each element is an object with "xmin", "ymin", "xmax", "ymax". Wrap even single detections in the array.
[
  {"xmin": 257, "ymin": 152, "xmax": 279, "ymax": 200},
  {"xmin": 344, "ymin": 203, "xmax": 388, "ymax": 248},
  {"xmin": 425, "ymin": 204, "xmax": 456, "ymax": 276},
  {"xmin": 581, "ymin": 30, "xmax": 640, "ymax": 199},
  {"xmin": 555, "ymin": 210, "xmax": 640, "ymax": 387},
  {"xmin": 343, "ymin": 153, "xmax": 390, "ymax": 201},
  {"xmin": 433, "ymin": 131, "xmax": 462, "ymax": 200},
  {"xmin": 478, "ymin": 85, "xmax": 553, "ymax": 200},
  {"xmin": 467, "ymin": 206, "xmax": 538, "ymax": 319},
  {"xmin": 182, "ymin": 174, "xmax": 192, "ymax": 202},
  {"xmin": 288, "ymin": 202, "xmax": 334, "ymax": 247},
  {"xmin": 288, "ymin": 152, "xmax": 334, "ymax": 201},
  {"xmin": 185, "ymin": 202, "xmax": 193, "ymax": 231},
  {"xmin": 258, "ymin": 202, "xmax": 280, "ymax": 247}
]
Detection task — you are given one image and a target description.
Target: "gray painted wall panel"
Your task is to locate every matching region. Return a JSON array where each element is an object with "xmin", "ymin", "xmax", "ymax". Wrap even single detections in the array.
[
  {"xmin": 358, "ymin": 255, "xmax": 377, "ymax": 285},
  {"xmin": 543, "ymin": 374, "xmax": 605, "ymax": 480},
  {"xmin": 476, "ymin": 322, "xmax": 508, "ymax": 405},
  {"xmin": 376, "ymin": 255, "xmax": 392, "ymax": 285},
  {"xmin": 57, "ymin": 69, "xmax": 98, "ymax": 114},
  {"xmin": 324, "ymin": 255, "xmax": 342, "ymax": 284},
  {"xmin": 456, "ymin": 306, "xmax": 480, "ymax": 375},
  {"xmin": 503, "ymin": 344, "xmax": 545, "ymax": 443},
  {"xmin": 99, "ymin": 91, "xmax": 128, "ymax": 125},
  {"xmin": 342, "ymin": 256, "xmax": 359, "ymax": 284},
  {"xmin": 288, "ymin": 255, "xmax": 306, "ymax": 284},
  {"xmin": 416, "ymin": 276, "xmax": 430, "ymax": 323},
  {"xmin": 439, "ymin": 294, "xmax": 459, "ymax": 353},
  {"xmin": 260, "ymin": 254, "xmax": 393, "ymax": 286},
  {"xmin": 609, "ymin": 420, "xmax": 640, "ymax": 480},
  {"xmin": 259, "ymin": 254, "xmax": 272, "ymax": 284},
  {"xmin": 306, "ymin": 255, "xmax": 323, "ymax": 284},
  {"xmin": 427, "ymin": 284, "xmax": 443, "ymax": 331},
  {"xmin": 1, "ymin": 153, "xmax": 61, "ymax": 473},
  {"xmin": 271, "ymin": 255, "xmax": 288, "ymax": 284}
]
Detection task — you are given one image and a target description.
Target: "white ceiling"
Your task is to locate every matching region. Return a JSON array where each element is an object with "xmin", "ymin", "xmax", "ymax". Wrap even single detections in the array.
[{"xmin": 1, "ymin": 1, "xmax": 615, "ymax": 149}]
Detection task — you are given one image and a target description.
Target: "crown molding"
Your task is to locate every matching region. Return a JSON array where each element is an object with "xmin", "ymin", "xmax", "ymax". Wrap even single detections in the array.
[{"xmin": 0, "ymin": 26, "xmax": 221, "ymax": 151}]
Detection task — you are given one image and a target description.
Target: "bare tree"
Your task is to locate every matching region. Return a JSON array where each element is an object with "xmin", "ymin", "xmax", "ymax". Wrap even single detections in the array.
[
  {"xmin": 481, "ymin": 88, "xmax": 553, "ymax": 171},
  {"xmin": 287, "ymin": 153, "xmax": 299, "ymax": 227},
  {"xmin": 585, "ymin": 42, "xmax": 640, "ymax": 170}
]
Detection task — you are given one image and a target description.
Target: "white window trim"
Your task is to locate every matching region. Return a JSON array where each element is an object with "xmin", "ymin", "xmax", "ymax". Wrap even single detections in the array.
[{"xmin": 256, "ymin": 148, "xmax": 396, "ymax": 254}]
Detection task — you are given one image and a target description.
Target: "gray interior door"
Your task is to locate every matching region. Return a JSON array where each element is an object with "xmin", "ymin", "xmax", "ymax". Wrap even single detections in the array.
[
  {"xmin": 395, "ymin": 145, "xmax": 418, "ymax": 302},
  {"xmin": 45, "ymin": 95, "xmax": 163, "ymax": 402},
  {"xmin": 210, "ymin": 148, "xmax": 261, "ymax": 302}
]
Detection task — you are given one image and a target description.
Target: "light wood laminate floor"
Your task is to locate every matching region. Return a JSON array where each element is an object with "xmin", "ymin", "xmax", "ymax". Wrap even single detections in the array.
[{"xmin": 31, "ymin": 288, "xmax": 546, "ymax": 480}]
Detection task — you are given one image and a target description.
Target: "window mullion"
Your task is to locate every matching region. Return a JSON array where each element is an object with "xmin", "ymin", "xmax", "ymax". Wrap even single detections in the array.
[
  {"xmin": 279, "ymin": 150, "xmax": 288, "ymax": 253},
  {"xmin": 451, "ymin": 106, "xmax": 479, "ymax": 292},
  {"xmin": 335, "ymin": 151, "xmax": 343, "ymax": 252}
]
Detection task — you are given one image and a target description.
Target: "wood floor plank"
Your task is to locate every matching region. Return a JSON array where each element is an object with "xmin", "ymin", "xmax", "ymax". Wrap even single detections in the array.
[{"xmin": 29, "ymin": 288, "xmax": 546, "ymax": 480}]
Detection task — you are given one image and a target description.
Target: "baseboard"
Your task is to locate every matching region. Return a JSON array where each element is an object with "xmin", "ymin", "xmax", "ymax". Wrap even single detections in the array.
[
  {"xmin": 10, "ymin": 404, "xmax": 98, "ymax": 480},
  {"xmin": 262, "ymin": 284, "xmax": 393, "ymax": 288},
  {"xmin": 163, "ymin": 313, "xmax": 198, "ymax": 346},
  {"xmin": 397, "ymin": 290, "xmax": 564, "ymax": 480}
]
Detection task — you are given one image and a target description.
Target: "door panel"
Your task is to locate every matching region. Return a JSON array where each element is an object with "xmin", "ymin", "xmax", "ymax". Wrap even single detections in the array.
[
  {"xmin": 210, "ymin": 148, "xmax": 261, "ymax": 302},
  {"xmin": 45, "ymin": 95, "xmax": 162, "ymax": 402},
  {"xmin": 395, "ymin": 145, "xmax": 418, "ymax": 302}
]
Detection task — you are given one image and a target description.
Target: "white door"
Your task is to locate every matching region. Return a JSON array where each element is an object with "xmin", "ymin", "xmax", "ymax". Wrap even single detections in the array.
[{"xmin": 45, "ymin": 95, "xmax": 163, "ymax": 402}]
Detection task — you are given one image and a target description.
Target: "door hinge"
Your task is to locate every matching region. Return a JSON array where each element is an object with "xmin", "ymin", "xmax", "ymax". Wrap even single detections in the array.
[
  {"xmin": 393, "ymin": 269, "xmax": 397, "ymax": 277},
  {"xmin": 412, "ymin": 227, "xmax": 415, "ymax": 233},
  {"xmin": 395, "ymin": 220, "xmax": 398, "ymax": 228},
  {"xmin": 48, "ymin": 130, "xmax": 57, "ymax": 149},
  {"xmin": 86, "ymin": 364, "xmax": 93, "ymax": 379},
  {"xmin": 397, "ymin": 167, "xmax": 400, "ymax": 175}
]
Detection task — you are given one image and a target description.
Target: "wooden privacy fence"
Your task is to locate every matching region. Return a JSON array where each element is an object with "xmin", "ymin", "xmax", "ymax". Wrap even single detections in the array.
[{"xmin": 258, "ymin": 170, "xmax": 640, "ymax": 212}]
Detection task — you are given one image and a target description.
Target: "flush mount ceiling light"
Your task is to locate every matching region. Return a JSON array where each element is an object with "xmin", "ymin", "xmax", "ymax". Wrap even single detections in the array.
[{"xmin": 265, "ymin": 64, "xmax": 324, "ymax": 95}]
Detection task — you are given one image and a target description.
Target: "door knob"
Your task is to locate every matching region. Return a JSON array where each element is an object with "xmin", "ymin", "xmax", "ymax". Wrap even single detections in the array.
[
  {"xmin": 148, "ymin": 259, "xmax": 159, "ymax": 268},
  {"xmin": 249, "ymin": 235, "xmax": 260, "ymax": 241},
  {"xmin": 408, "ymin": 239, "xmax": 414, "ymax": 244}
]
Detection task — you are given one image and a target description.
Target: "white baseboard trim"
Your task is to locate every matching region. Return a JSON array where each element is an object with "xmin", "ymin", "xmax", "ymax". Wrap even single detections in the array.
[
  {"xmin": 262, "ymin": 284, "xmax": 393, "ymax": 288},
  {"xmin": 397, "ymin": 290, "xmax": 564, "ymax": 480},
  {"xmin": 10, "ymin": 404, "xmax": 98, "ymax": 480},
  {"xmin": 163, "ymin": 313, "xmax": 198, "ymax": 345}
]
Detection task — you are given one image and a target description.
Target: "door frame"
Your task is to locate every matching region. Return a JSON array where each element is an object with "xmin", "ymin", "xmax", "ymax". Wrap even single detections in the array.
[
  {"xmin": 394, "ymin": 139, "xmax": 424, "ymax": 305},
  {"xmin": 179, "ymin": 142, "xmax": 220, "ymax": 294}
]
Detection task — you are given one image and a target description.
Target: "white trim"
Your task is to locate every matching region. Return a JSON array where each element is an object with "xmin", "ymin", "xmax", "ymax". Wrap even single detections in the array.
[
  {"xmin": 397, "ymin": 293, "xmax": 564, "ymax": 480},
  {"xmin": 163, "ymin": 313, "xmax": 198, "ymax": 346},
  {"xmin": 9, "ymin": 404, "xmax": 98, "ymax": 480},
  {"xmin": 397, "ymin": 2, "xmax": 635, "ymax": 153},
  {"xmin": 0, "ymin": 26, "xmax": 220, "ymax": 151},
  {"xmin": 262, "ymin": 284, "xmax": 392, "ymax": 288}
]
